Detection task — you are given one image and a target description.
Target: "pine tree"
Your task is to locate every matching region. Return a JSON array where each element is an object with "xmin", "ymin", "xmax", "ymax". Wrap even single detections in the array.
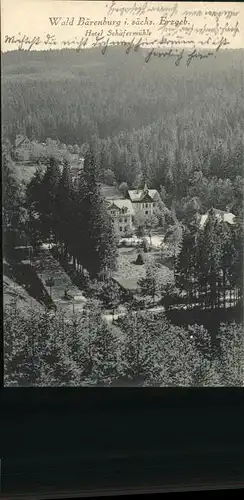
[
  {"xmin": 25, "ymin": 166, "xmax": 45, "ymax": 247},
  {"xmin": 101, "ymin": 279, "xmax": 121, "ymax": 320},
  {"xmin": 119, "ymin": 312, "xmax": 203, "ymax": 386},
  {"xmin": 176, "ymin": 211, "xmax": 237, "ymax": 311},
  {"xmin": 103, "ymin": 168, "xmax": 116, "ymax": 186},
  {"xmin": 71, "ymin": 165, "xmax": 89, "ymax": 270},
  {"xmin": 119, "ymin": 312, "xmax": 162, "ymax": 385},
  {"xmin": 138, "ymin": 261, "xmax": 163, "ymax": 305},
  {"xmin": 144, "ymin": 213, "xmax": 158, "ymax": 246},
  {"xmin": 55, "ymin": 160, "xmax": 74, "ymax": 259},
  {"xmin": 155, "ymin": 324, "xmax": 202, "ymax": 387},
  {"xmin": 3, "ymin": 153, "xmax": 25, "ymax": 255},
  {"xmin": 39, "ymin": 157, "xmax": 61, "ymax": 243},
  {"xmin": 119, "ymin": 182, "xmax": 129, "ymax": 198},
  {"xmin": 4, "ymin": 304, "xmax": 69, "ymax": 386},
  {"xmin": 228, "ymin": 216, "xmax": 244, "ymax": 305},
  {"xmin": 127, "ymin": 149, "xmax": 142, "ymax": 187},
  {"xmin": 75, "ymin": 150, "xmax": 117, "ymax": 278},
  {"xmin": 197, "ymin": 211, "xmax": 228, "ymax": 310},
  {"xmin": 217, "ymin": 323, "xmax": 244, "ymax": 386},
  {"xmin": 69, "ymin": 303, "xmax": 120, "ymax": 386},
  {"xmin": 134, "ymin": 212, "xmax": 146, "ymax": 238},
  {"xmin": 210, "ymin": 212, "xmax": 226, "ymax": 309},
  {"xmin": 175, "ymin": 223, "xmax": 198, "ymax": 308}
]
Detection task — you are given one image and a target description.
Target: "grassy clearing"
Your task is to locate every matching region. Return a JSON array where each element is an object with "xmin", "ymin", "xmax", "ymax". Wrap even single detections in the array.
[
  {"xmin": 114, "ymin": 248, "xmax": 148, "ymax": 281},
  {"xmin": 113, "ymin": 247, "xmax": 174, "ymax": 291}
]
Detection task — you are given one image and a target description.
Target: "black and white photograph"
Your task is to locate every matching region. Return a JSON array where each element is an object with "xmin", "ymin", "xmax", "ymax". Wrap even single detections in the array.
[{"xmin": 2, "ymin": 0, "xmax": 244, "ymax": 387}]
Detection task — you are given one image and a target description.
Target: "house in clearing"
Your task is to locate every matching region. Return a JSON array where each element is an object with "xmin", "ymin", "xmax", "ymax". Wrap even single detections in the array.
[
  {"xmin": 128, "ymin": 183, "xmax": 160, "ymax": 217},
  {"xmin": 199, "ymin": 208, "xmax": 236, "ymax": 229},
  {"xmin": 14, "ymin": 135, "xmax": 33, "ymax": 162},
  {"xmin": 106, "ymin": 199, "xmax": 134, "ymax": 235}
]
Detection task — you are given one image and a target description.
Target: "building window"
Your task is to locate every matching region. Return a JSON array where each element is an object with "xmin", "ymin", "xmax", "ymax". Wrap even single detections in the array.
[
  {"xmin": 119, "ymin": 218, "xmax": 122, "ymax": 222},
  {"xmin": 145, "ymin": 211, "xmax": 148, "ymax": 215},
  {"xmin": 120, "ymin": 227, "xmax": 123, "ymax": 232},
  {"xmin": 124, "ymin": 217, "xmax": 127, "ymax": 223},
  {"xmin": 145, "ymin": 203, "xmax": 148, "ymax": 208}
]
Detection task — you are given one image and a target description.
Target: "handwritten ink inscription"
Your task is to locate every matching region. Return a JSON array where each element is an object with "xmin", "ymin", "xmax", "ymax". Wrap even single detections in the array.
[{"xmin": 3, "ymin": 1, "xmax": 242, "ymax": 66}]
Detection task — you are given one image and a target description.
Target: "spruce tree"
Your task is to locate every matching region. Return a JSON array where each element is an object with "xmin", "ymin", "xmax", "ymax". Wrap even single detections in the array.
[
  {"xmin": 101, "ymin": 279, "xmax": 121, "ymax": 320},
  {"xmin": 197, "ymin": 211, "xmax": 228, "ymax": 310},
  {"xmin": 119, "ymin": 311, "xmax": 162, "ymax": 385},
  {"xmin": 218, "ymin": 323, "xmax": 244, "ymax": 386},
  {"xmin": 39, "ymin": 157, "xmax": 61, "ymax": 243},
  {"xmin": 68, "ymin": 303, "xmax": 120, "ymax": 386},
  {"xmin": 75, "ymin": 150, "xmax": 117, "ymax": 278},
  {"xmin": 175, "ymin": 223, "xmax": 198, "ymax": 308},
  {"xmin": 228, "ymin": 216, "xmax": 244, "ymax": 304},
  {"xmin": 25, "ymin": 166, "xmax": 45, "ymax": 247},
  {"xmin": 55, "ymin": 160, "xmax": 74, "ymax": 259},
  {"xmin": 138, "ymin": 261, "xmax": 162, "ymax": 304},
  {"xmin": 3, "ymin": 153, "xmax": 25, "ymax": 254},
  {"xmin": 4, "ymin": 304, "xmax": 69, "ymax": 386}
]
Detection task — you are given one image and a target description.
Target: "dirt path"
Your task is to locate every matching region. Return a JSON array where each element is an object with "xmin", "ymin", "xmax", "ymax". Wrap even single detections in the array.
[{"xmin": 32, "ymin": 249, "xmax": 87, "ymax": 314}]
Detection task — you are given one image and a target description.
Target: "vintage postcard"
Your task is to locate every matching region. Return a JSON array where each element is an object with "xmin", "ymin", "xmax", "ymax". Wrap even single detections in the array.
[{"xmin": 2, "ymin": 1, "xmax": 244, "ymax": 386}]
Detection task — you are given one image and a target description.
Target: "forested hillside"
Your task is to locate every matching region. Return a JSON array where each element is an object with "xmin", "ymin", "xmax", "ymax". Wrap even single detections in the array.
[
  {"xmin": 2, "ymin": 47, "xmax": 244, "ymax": 216},
  {"xmin": 3, "ymin": 47, "xmax": 244, "ymax": 387}
]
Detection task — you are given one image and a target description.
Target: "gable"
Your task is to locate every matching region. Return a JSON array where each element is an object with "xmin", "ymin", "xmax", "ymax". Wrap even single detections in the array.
[
  {"xmin": 106, "ymin": 198, "xmax": 134, "ymax": 215},
  {"xmin": 15, "ymin": 136, "xmax": 32, "ymax": 149},
  {"xmin": 128, "ymin": 190, "xmax": 142, "ymax": 202},
  {"xmin": 23, "ymin": 138, "xmax": 31, "ymax": 146},
  {"xmin": 15, "ymin": 135, "xmax": 25, "ymax": 148},
  {"xmin": 128, "ymin": 188, "xmax": 159, "ymax": 203},
  {"xmin": 107, "ymin": 202, "xmax": 119, "ymax": 211},
  {"xmin": 139, "ymin": 192, "xmax": 154, "ymax": 203}
]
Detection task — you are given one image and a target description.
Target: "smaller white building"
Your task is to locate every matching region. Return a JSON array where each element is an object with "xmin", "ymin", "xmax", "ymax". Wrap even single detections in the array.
[
  {"xmin": 199, "ymin": 208, "xmax": 236, "ymax": 229},
  {"xmin": 106, "ymin": 199, "xmax": 134, "ymax": 235}
]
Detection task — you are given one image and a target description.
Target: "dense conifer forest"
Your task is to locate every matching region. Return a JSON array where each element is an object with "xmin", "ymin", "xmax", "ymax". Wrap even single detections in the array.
[
  {"xmin": 2, "ymin": 48, "xmax": 244, "ymax": 217},
  {"xmin": 2, "ymin": 47, "xmax": 244, "ymax": 386}
]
